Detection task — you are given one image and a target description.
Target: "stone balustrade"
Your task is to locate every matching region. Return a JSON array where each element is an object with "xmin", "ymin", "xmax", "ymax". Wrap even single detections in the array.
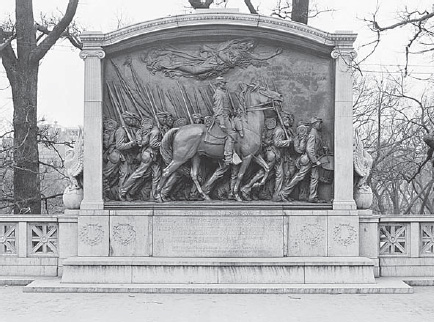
[
  {"xmin": 1, "ymin": 212, "xmax": 434, "ymax": 279},
  {"xmin": 378, "ymin": 215, "xmax": 434, "ymax": 277},
  {"xmin": 0, "ymin": 211, "xmax": 78, "ymax": 276}
]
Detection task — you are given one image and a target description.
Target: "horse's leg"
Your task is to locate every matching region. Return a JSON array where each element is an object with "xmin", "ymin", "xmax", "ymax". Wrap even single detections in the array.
[
  {"xmin": 252, "ymin": 154, "xmax": 271, "ymax": 189},
  {"xmin": 155, "ymin": 160, "xmax": 185, "ymax": 202},
  {"xmin": 190, "ymin": 154, "xmax": 211, "ymax": 201},
  {"xmin": 233, "ymin": 155, "xmax": 253, "ymax": 201},
  {"xmin": 202, "ymin": 162, "xmax": 230, "ymax": 195}
]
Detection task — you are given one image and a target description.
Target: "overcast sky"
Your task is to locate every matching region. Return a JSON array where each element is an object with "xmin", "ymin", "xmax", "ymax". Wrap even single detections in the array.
[{"xmin": 1, "ymin": 0, "xmax": 433, "ymax": 128}]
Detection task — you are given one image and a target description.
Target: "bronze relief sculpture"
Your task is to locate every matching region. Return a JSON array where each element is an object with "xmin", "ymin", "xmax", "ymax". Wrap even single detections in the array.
[{"xmin": 102, "ymin": 38, "xmax": 333, "ymax": 204}]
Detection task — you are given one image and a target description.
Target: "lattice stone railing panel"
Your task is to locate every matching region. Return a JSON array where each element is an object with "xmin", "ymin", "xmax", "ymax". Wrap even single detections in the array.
[
  {"xmin": 0, "ymin": 223, "xmax": 17, "ymax": 255},
  {"xmin": 421, "ymin": 223, "xmax": 434, "ymax": 256},
  {"xmin": 29, "ymin": 223, "xmax": 58, "ymax": 256},
  {"xmin": 379, "ymin": 223, "xmax": 408, "ymax": 256}
]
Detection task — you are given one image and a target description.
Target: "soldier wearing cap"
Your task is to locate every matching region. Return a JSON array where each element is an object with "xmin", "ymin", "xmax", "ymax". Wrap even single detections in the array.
[
  {"xmin": 173, "ymin": 117, "xmax": 188, "ymax": 128},
  {"xmin": 213, "ymin": 76, "xmax": 236, "ymax": 165},
  {"xmin": 273, "ymin": 112, "xmax": 297, "ymax": 194},
  {"xmin": 241, "ymin": 113, "xmax": 295, "ymax": 200},
  {"xmin": 192, "ymin": 113, "xmax": 204, "ymax": 124},
  {"xmin": 274, "ymin": 116, "xmax": 326, "ymax": 203},
  {"xmin": 119, "ymin": 117, "xmax": 161, "ymax": 201},
  {"xmin": 102, "ymin": 118, "xmax": 119, "ymax": 200},
  {"xmin": 115, "ymin": 111, "xmax": 141, "ymax": 198},
  {"xmin": 157, "ymin": 112, "xmax": 171, "ymax": 136}
]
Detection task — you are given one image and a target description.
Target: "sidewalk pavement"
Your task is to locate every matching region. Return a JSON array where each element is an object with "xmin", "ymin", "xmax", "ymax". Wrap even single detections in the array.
[{"xmin": 1, "ymin": 284, "xmax": 433, "ymax": 322}]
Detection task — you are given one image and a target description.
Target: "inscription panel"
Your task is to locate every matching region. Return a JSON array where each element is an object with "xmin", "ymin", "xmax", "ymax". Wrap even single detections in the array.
[{"xmin": 153, "ymin": 216, "xmax": 284, "ymax": 257}]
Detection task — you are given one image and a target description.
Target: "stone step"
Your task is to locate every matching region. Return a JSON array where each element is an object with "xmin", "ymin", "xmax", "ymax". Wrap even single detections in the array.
[
  {"xmin": 24, "ymin": 277, "xmax": 413, "ymax": 294},
  {"xmin": 0, "ymin": 276, "xmax": 54, "ymax": 286},
  {"xmin": 61, "ymin": 257, "xmax": 376, "ymax": 284}
]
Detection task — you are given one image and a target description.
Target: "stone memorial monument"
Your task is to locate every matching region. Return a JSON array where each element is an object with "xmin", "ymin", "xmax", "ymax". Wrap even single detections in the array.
[{"xmin": 59, "ymin": 10, "xmax": 377, "ymax": 290}]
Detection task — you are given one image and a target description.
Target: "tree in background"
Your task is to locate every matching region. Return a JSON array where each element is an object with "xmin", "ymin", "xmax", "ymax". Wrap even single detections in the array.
[
  {"xmin": 354, "ymin": 3, "xmax": 434, "ymax": 214},
  {"xmin": 365, "ymin": 4, "xmax": 434, "ymax": 76},
  {"xmin": 0, "ymin": 0, "xmax": 81, "ymax": 214},
  {"xmin": 353, "ymin": 72, "xmax": 434, "ymax": 214}
]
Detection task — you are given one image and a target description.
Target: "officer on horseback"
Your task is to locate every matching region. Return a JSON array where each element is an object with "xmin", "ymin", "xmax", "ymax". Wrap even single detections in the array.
[{"xmin": 213, "ymin": 76, "xmax": 236, "ymax": 165}]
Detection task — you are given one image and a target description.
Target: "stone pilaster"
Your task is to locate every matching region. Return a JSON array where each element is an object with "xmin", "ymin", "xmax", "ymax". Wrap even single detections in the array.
[
  {"xmin": 331, "ymin": 45, "xmax": 357, "ymax": 210},
  {"xmin": 79, "ymin": 43, "xmax": 105, "ymax": 210}
]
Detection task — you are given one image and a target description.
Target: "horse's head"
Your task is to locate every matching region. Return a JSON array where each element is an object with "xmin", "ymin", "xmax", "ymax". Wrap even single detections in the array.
[{"xmin": 245, "ymin": 82, "xmax": 283, "ymax": 109}]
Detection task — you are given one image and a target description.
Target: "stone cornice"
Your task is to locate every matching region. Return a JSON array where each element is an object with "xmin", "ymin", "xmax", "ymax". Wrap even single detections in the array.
[{"xmin": 79, "ymin": 13, "xmax": 357, "ymax": 50}]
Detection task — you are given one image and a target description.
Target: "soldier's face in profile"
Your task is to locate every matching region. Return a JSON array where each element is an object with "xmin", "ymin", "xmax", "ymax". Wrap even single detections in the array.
[
  {"xmin": 283, "ymin": 116, "xmax": 293, "ymax": 128},
  {"xmin": 166, "ymin": 117, "xmax": 174, "ymax": 127},
  {"xmin": 103, "ymin": 132, "xmax": 110, "ymax": 148},
  {"xmin": 124, "ymin": 117, "xmax": 134, "ymax": 126}
]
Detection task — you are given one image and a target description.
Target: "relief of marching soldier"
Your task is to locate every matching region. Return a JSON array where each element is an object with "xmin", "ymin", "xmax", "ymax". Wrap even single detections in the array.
[
  {"xmin": 119, "ymin": 117, "xmax": 161, "ymax": 201},
  {"xmin": 155, "ymin": 78, "xmax": 283, "ymax": 202},
  {"xmin": 273, "ymin": 117, "xmax": 329, "ymax": 203},
  {"xmin": 240, "ymin": 112, "xmax": 296, "ymax": 200},
  {"xmin": 102, "ymin": 48, "xmax": 333, "ymax": 203}
]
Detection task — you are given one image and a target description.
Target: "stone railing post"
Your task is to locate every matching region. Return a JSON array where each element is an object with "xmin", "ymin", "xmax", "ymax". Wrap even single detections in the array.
[
  {"xmin": 79, "ymin": 34, "xmax": 105, "ymax": 210},
  {"xmin": 331, "ymin": 41, "xmax": 357, "ymax": 211}
]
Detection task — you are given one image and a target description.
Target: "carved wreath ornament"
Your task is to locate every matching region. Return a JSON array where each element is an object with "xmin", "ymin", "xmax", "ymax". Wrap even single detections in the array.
[
  {"xmin": 333, "ymin": 224, "xmax": 357, "ymax": 246},
  {"xmin": 79, "ymin": 224, "xmax": 104, "ymax": 246},
  {"xmin": 112, "ymin": 224, "xmax": 136, "ymax": 246},
  {"xmin": 299, "ymin": 224, "xmax": 325, "ymax": 246}
]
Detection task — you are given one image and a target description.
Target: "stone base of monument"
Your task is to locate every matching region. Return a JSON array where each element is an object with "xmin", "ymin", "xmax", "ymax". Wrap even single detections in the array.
[
  {"xmin": 24, "ymin": 277, "xmax": 413, "ymax": 294},
  {"xmin": 60, "ymin": 257, "xmax": 375, "ymax": 284}
]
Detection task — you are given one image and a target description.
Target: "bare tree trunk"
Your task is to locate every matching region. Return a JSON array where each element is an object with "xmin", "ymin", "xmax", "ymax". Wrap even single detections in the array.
[
  {"xmin": 11, "ymin": 67, "xmax": 40, "ymax": 213},
  {"xmin": 244, "ymin": 0, "xmax": 258, "ymax": 14},
  {"xmin": 11, "ymin": 0, "xmax": 41, "ymax": 213},
  {"xmin": 1, "ymin": 0, "xmax": 79, "ymax": 213},
  {"xmin": 291, "ymin": 0, "xmax": 309, "ymax": 24}
]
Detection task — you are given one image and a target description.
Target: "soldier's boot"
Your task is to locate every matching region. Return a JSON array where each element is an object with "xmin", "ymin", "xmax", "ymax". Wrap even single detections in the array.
[
  {"xmin": 119, "ymin": 190, "xmax": 127, "ymax": 201},
  {"xmin": 224, "ymin": 136, "xmax": 234, "ymax": 165}
]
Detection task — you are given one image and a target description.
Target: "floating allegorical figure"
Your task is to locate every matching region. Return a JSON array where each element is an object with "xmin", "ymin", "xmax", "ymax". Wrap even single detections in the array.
[
  {"xmin": 119, "ymin": 117, "xmax": 161, "ymax": 201},
  {"xmin": 142, "ymin": 38, "xmax": 282, "ymax": 79},
  {"xmin": 274, "ymin": 117, "xmax": 327, "ymax": 203}
]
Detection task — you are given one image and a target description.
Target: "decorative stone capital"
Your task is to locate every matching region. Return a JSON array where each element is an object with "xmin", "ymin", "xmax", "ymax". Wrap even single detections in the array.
[
  {"xmin": 331, "ymin": 47, "xmax": 357, "ymax": 60},
  {"xmin": 79, "ymin": 49, "xmax": 106, "ymax": 60}
]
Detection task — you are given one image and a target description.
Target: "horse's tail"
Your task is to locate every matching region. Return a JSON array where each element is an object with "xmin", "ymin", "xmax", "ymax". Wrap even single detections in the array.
[{"xmin": 160, "ymin": 128, "xmax": 179, "ymax": 165}]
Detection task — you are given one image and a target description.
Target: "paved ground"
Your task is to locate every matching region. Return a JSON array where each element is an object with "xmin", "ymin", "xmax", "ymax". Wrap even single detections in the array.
[{"xmin": 1, "ymin": 285, "xmax": 434, "ymax": 322}]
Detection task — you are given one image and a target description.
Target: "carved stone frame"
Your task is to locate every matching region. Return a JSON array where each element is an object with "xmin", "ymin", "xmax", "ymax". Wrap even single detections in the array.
[{"xmin": 79, "ymin": 14, "xmax": 357, "ymax": 213}]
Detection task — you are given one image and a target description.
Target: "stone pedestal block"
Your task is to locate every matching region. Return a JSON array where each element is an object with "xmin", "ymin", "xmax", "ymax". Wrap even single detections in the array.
[
  {"xmin": 61, "ymin": 257, "xmax": 374, "ymax": 284},
  {"xmin": 359, "ymin": 211, "xmax": 380, "ymax": 277},
  {"xmin": 287, "ymin": 216, "xmax": 327, "ymax": 256},
  {"xmin": 78, "ymin": 213, "xmax": 109, "ymax": 256},
  {"xmin": 327, "ymin": 215, "xmax": 359, "ymax": 256},
  {"xmin": 109, "ymin": 210, "xmax": 152, "ymax": 257},
  {"xmin": 153, "ymin": 213, "xmax": 284, "ymax": 257},
  {"xmin": 58, "ymin": 210, "xmax": 79, "ymax": 275}
]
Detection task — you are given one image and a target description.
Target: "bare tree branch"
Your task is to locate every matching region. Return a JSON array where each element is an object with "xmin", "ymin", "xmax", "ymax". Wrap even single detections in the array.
[{"xmin": 30, "ymin": 0, "xmax": 80, "ymax": 63}]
